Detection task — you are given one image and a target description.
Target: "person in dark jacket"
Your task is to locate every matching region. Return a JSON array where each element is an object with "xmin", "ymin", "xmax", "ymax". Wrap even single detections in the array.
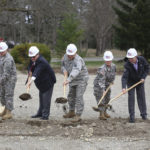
[
  {"xmin": 27, "ymin": 46, "xmax": 56, "ymax": 120},
  {"xmin": 122, "ymin": 48, "xmax": 149, "ymax": 123}
]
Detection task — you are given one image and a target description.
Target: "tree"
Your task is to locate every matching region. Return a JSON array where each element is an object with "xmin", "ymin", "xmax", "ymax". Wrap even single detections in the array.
[
  {"xmin": 55, "ymin": 14, "xmax": 83, "ymax": 57},
  {"xmin": 86, "ymin": 0, "xmax": 115, "ymax": 56},
  {"xmin": 0, "ymin": 0, "xmax": 117, "ymax": 56},
  {"xmin": 131, "ymin": 0, "xmax": 150, "ymax": 58},
  {"xmin": 113, "ymin": 0, "xmax": 150, "ymax": 59},
  {"xmin": 0, "ymin": 0, "xmax": 76, "ymax": 47}
]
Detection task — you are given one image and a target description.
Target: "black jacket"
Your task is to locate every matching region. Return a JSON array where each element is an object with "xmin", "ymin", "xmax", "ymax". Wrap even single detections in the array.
[
  {"xmin": 122, "ymin": 56, "xmax": 149, "ymax": 89},
  {"xmin": 29, "ymin": 55, "xmax": 56, "ymax": 92}
]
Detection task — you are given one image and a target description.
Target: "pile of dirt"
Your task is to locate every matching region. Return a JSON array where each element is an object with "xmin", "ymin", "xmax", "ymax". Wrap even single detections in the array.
[{"xmin": 0, "ymin": 118, "xmax": 149, "ymax": 140}]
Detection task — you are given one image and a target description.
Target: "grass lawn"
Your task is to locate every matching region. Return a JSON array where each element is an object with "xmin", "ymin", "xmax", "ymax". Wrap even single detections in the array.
[
  {"xmin": 17, "ymin": 49, "xmax": 125, "ymax": 74},
  {"xmin": 85, "ymin": 48, "xmax": 127, "ymax": 58},
  {"xmin": 51, "ymin": 60, "xmax": 124, "ymax": 74},
  {"xmin": 51, "ymin": 48, "xmax": 126, "ymax": 73}
]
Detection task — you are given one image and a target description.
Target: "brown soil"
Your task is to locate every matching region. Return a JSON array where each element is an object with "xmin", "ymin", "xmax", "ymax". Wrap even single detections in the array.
[
  {"xmin": 0, "ymin": 73, "xmax": 150, "ymax": 150},
  {"xmin": 0, "ymin": 118, "xmax": 150, "ymax": 140}
]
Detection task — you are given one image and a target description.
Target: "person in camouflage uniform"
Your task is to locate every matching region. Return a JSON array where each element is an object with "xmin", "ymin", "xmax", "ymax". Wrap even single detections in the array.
[
  {"xmin": 0, "ymin": 42, "xmax": 17, "ymax": 120},
  {"xmin": 61, "ymin": 43, "xmax": 89, "ymax": 122},
  {"xmin": 93, "ymin": 51, "xmax": 116, "ymax": 120}
]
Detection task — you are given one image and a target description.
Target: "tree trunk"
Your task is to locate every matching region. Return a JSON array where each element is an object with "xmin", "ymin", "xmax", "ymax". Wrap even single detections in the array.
[{"xmin": 96, "ymin": 37, "xmax": 103, "ymax": 56}]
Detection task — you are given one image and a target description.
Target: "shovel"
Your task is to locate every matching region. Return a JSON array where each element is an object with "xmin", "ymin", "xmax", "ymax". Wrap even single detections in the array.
[
  {"xmin": 19, "ymin": 86, "xmax": 32, "ymax": 101},
  {"xmin": 108, "ymin": 80, "xmax": 143, "ymax": 104},
  {"xmin": 19, "ymin": 75, "xmax": 32, "ymax": 101},
  {"xmin": 93, "ymin": 80, "xmax": 143, "ymax": 112},
  {"xmin": 101, "ymin": 80, "xmax": 143, "ymax": 111},
  {"xmin": 0, "ymin": 105, "xmax": 5, "ymax": 114},
  {"xmin": 55, "ymin": 75, "xmax": 68, "ymax": 104},
  {"xmin": 92, "ymin": 83, "xmax": 112, "ymax": 112}
]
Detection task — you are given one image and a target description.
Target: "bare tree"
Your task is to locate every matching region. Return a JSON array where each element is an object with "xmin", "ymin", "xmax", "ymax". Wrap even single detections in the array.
[
  {"xmin": 0, "ymin": 0, "xmax": 74, "ymax": 47},
  {"xmin": 72, "ymin": 0, "xmax": 89, "ymax": 51},
  {"xmin": 86, "ymin": 0, "xmax": 115, "ymax": 56},
  {"xmin": 0, "ymin": 0, "xmax": 116, "ymax": 55}
]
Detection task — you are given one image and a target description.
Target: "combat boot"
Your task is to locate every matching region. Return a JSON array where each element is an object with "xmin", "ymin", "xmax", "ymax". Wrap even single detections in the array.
[
  {"xmin": 71, "ymin": 115, "xmax": 81, "ymax": 123},
  {"xmin": 0, "ymin": 107, "xmax": 6, "ymax": 117},
  {"xmin": 2, "ymin": 109, "xmax": 12, "ymax": 120},
  {"xmin": 104, "ymin": 111, "xmax": 111, "ymax": 118},
  {"xmin": 99, "ymin": 111, "xmax": 107, "ymax": 120},
  {"xmin": 63, "ymin": 110, "xmax": 75, "ymax": 118}
]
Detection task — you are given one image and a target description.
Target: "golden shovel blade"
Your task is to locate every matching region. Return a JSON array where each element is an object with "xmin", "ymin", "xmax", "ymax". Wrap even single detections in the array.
[{"xmin": 0, "ymin": 105, "xmax": 5, "ymax": 114}]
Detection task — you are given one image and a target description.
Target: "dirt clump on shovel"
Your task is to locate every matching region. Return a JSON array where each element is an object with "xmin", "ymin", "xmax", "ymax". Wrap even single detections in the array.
[
  {"xmin": 55, "ymin": 97, "xmax": 67, "ymax": 104},
  {"xmin": 19, "ymin": 93, "xmax": 32, "ymax": 101}
]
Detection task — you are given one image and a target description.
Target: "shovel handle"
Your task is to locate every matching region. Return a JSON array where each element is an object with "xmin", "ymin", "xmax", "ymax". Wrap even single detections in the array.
[
  {"xmin": 109, "ymin": 80, "xmax": 143, "ymax": 104},
  {"xmin": 26, "ymin": 86, "xmax": 30, "ymax": 93},
  {"xmin": 63, "ymin": 74, "xmax": 67, "ymax": 97},
  {"xmin": 63, "ymin": 85, "xmax": 66, "ymax": 97},
  {"xmin": 26, "ymin": 76, "xmax": 32, "ymax": 93},
  {"xmin": 98, "ymin": 83, "xmax": 112, "ymax": 106}
]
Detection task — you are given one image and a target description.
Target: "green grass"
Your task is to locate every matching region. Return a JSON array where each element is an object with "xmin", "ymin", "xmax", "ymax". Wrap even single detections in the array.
[
  {"xmin": 16, "ymin": 47, "xmax": 126, "ymax": 73},
  {"xmin": 50, "ymin": 62, "xmax": 61, "ymax": 68},
  {"xmin": 50, "ymin": 48, "xmax": 126, "ymax": 73},
  {"xmin": 85, "ymin": 61, "xmax": 104, "ymax": 68},
  {"xmin": 85, "ymin": 49, "xmax": 126, "ymax": 57},
  {"xmin": 51, "ymin": 60, "xmax": 124, "ymax": 73},
  {"xmin": 85, "ymin": 61, "xmax": 124, "ymax": 73}
]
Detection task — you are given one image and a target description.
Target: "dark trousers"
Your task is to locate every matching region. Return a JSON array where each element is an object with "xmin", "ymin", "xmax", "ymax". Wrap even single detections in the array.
[
  {"xmin": 37, "ymin": 86, "xmax": 54, "ymax": 119},
  {"xmin": 128, "ymin": 83, "xmax": 147, "ymax": 119}
]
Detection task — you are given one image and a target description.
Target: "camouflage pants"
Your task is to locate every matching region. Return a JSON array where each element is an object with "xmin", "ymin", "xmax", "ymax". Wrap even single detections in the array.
[
  {"xmin": 94, "ymin": 85, "xmax": 111, "ymax": 112},
  {"xmin": 0, "ymin": 80, "xmax": 16, "ymax": 111},
  {"xmin": 68, "ymin": 82, "xmax": 87, "ymax": 115}
]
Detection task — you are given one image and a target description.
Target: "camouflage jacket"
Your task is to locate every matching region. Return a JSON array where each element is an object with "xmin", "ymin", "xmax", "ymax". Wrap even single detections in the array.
[
  {"xmin": 0, "ymin": 52, "xmax": 17, "ymax": 84},
  {"xmin": 93, "ymin": 63, "xmax": 116, "ymax": 90},
  {"xmin": 61, "ymin": 54, "xmax": 89, "ymax": 86}
]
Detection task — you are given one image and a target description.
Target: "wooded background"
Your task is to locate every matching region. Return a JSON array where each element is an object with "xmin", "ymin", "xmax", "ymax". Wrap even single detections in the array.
[{"xmin": 0, "ymin": 0, "xmax": 150, "ymax": 58}]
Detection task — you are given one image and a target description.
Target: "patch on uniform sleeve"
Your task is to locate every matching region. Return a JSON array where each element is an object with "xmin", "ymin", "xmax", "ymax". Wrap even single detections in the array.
[
  {"xmin": 100, "ymin": 70, "xmax": 105, "ymax": 75},
  {"xmin": 99, "ymin": 68, "xmax": 105, "ymax": 76}
]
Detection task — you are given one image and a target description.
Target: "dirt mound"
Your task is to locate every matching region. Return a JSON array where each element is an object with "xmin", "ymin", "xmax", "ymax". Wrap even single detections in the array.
[{"xmin": 0, "ymin": 118, "xmax": 150, "ymax": 140}]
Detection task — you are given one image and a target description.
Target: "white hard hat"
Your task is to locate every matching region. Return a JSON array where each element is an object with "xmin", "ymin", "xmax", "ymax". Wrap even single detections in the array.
[
  {"xmin": 66, "ymin": 44, "xmax": 77, "ymax": 55},
  {"xmin": 126, "ymin": 48, "xmax": 137, "ymax": 58},
  {"xmin": 0, "ymin": 42, "xmax": 8, "ymax": 52},
  {"xmin": 103, "ymin": 51, "xmax": 114, "ymax": 61},
  {"xmin": 28, "ymin": 46, "xmax": 39, "ymax": 57}
]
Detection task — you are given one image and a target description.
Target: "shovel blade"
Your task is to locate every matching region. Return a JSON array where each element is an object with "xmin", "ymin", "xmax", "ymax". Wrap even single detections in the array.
[
  {"xmin": 55, "ymin": 97, "xmax": 68, "ymax": 104},
  {"xmin": 0, "ymin": 105, "xmax": 5, "ymax": 114},
  {"xmin": 19, "ymin": 93, "xmax": 32, "ymax": 101},
  {"xmin": 92, "ymin": 104, "xmax": 105, "ymax": 112},
  {"xmin": 92, "ymin": 106, "xmax": 100, "ymax": 112}
]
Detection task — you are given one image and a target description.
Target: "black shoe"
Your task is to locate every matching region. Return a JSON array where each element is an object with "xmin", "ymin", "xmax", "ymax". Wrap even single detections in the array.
[
  {"xmin": 40, "ymin": 117, "xmax": 48, "ymax": 120},
  {"xmin": 142, "ymin": 116, "xmax": 147, "ymax": 120},
  {"xmin": 31, "ymin": 114, "xmax": 42, "ymax": 118},
  {"xmin": 129, "ymin": 118, "xmax": 135, "ymax": 123}
]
